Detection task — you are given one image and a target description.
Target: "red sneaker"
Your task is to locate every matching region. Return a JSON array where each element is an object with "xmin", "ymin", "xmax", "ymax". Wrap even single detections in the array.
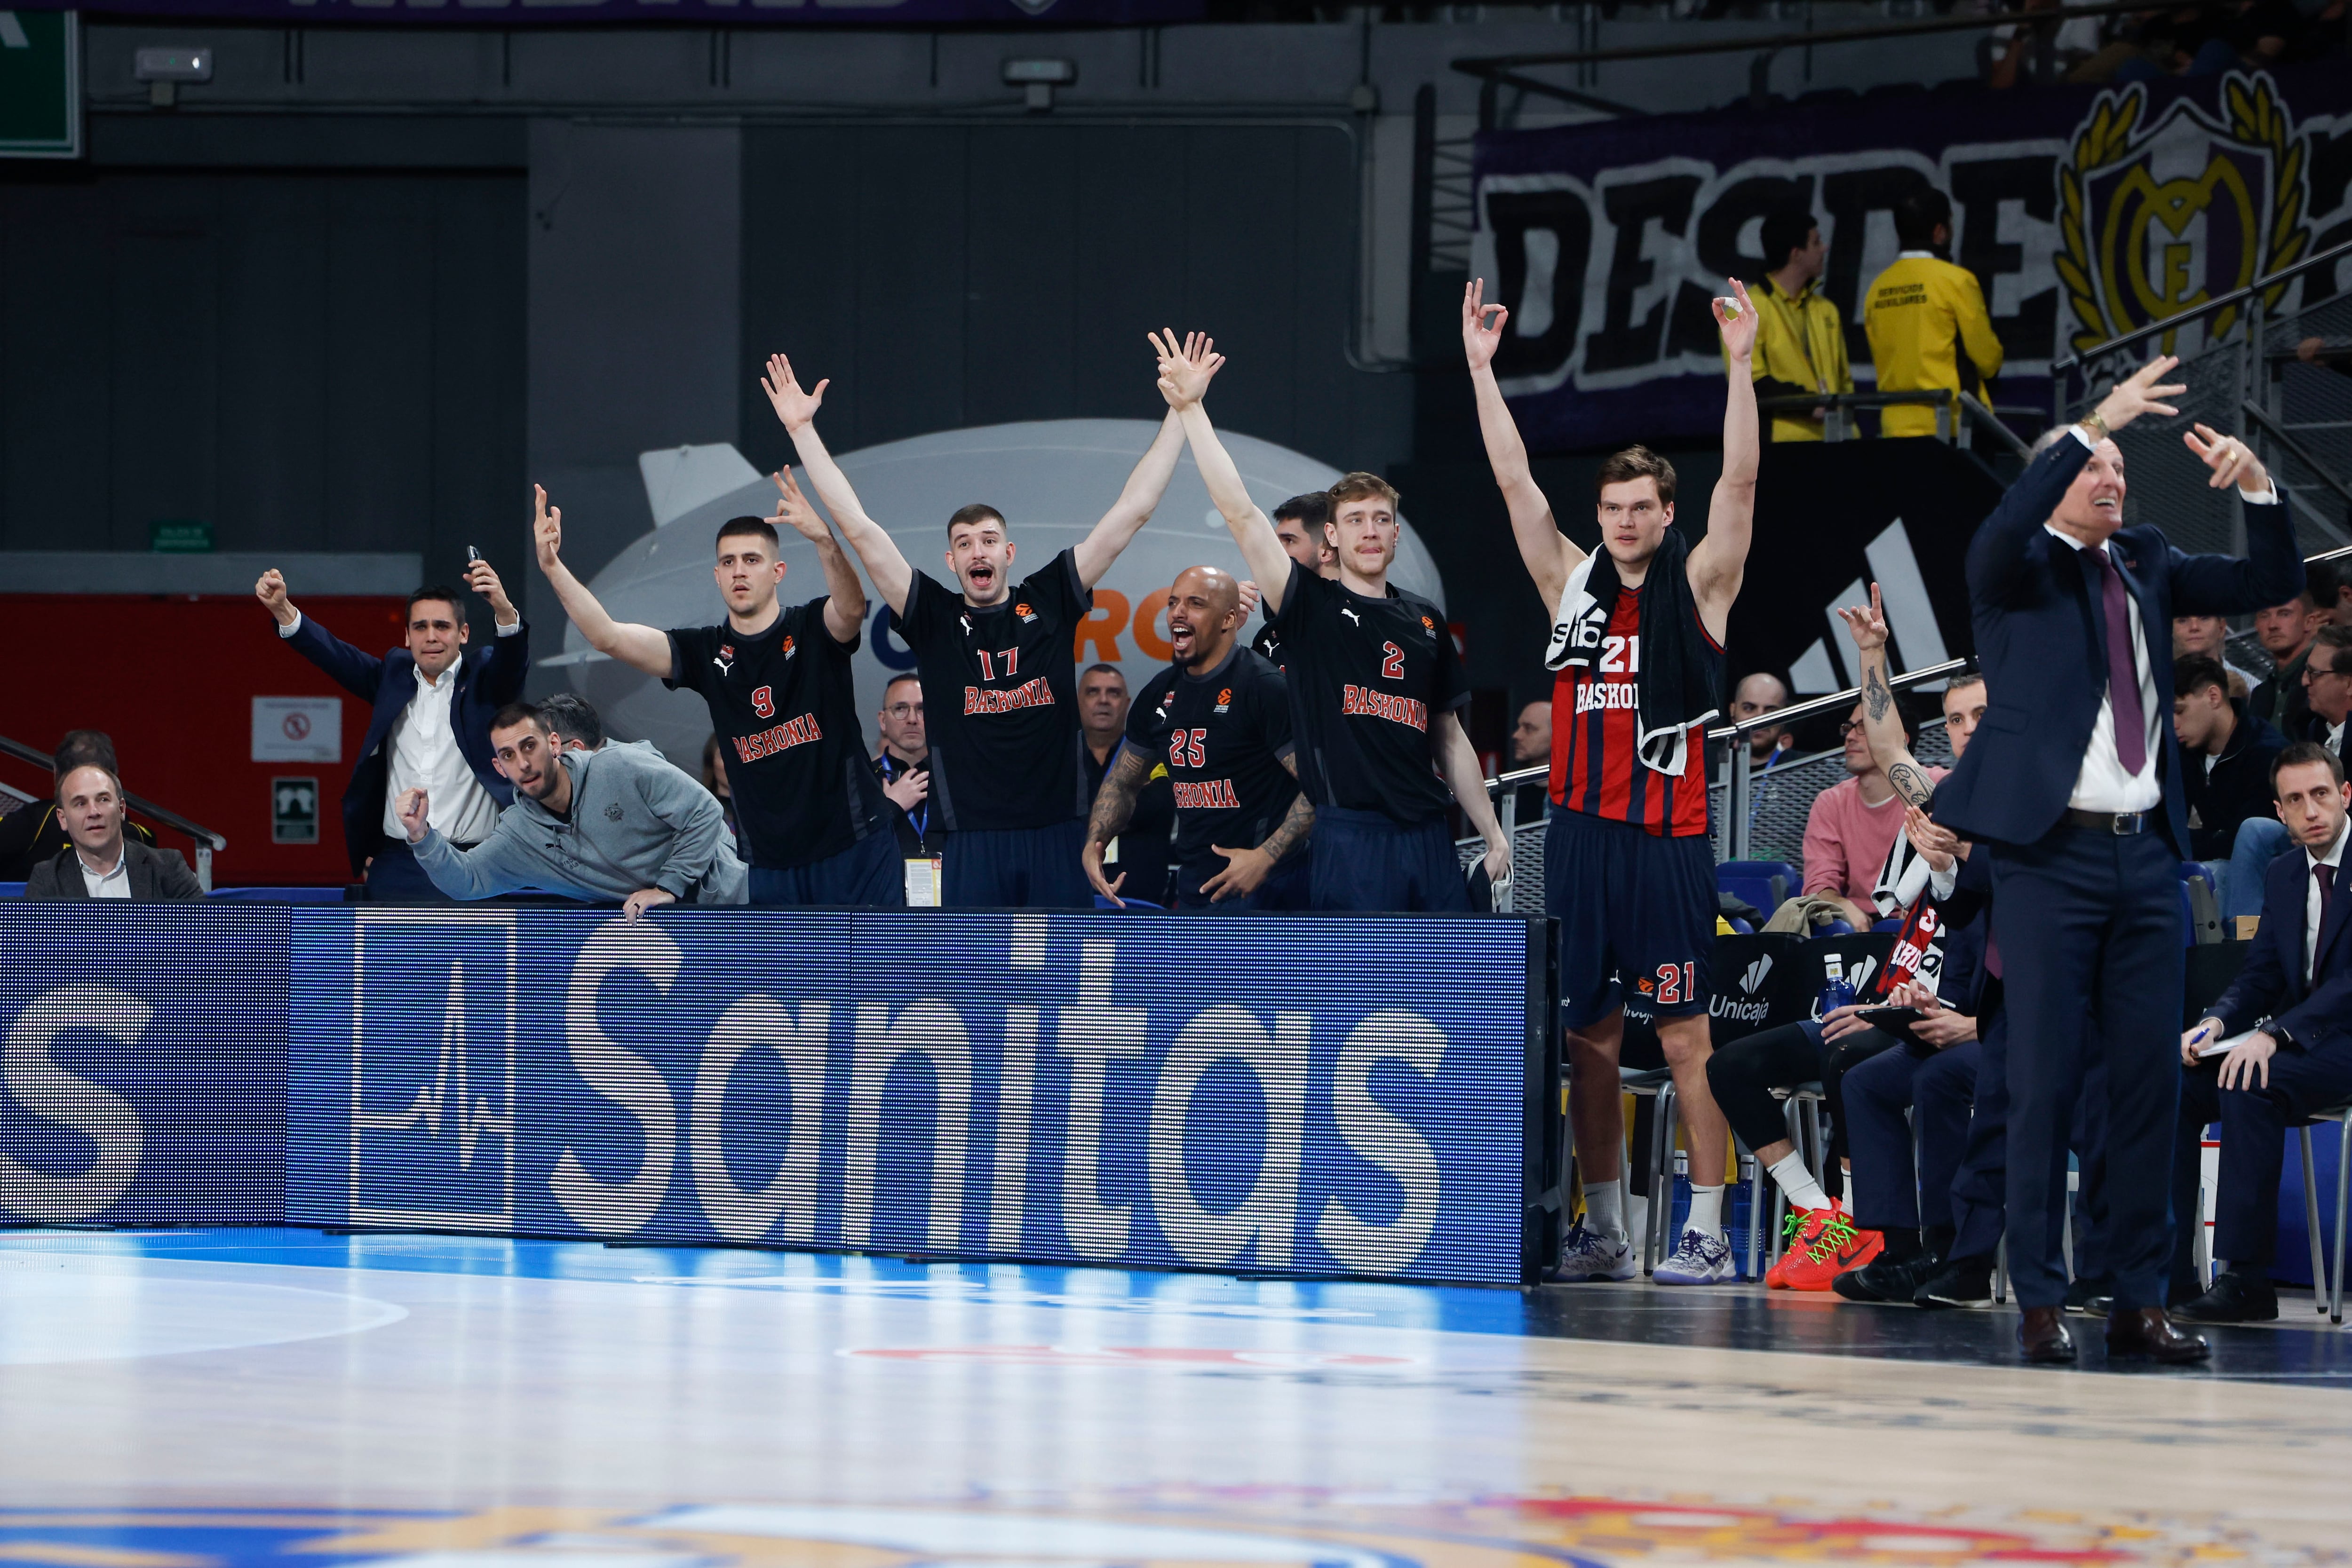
[
  {"xmin": 1764, "ymin": 1206, "xmax": 1830, "ymax": 1289},
  {"xmin": 1779, "ymin": 1203, "xmax": 1884, "ymax": 1292}
]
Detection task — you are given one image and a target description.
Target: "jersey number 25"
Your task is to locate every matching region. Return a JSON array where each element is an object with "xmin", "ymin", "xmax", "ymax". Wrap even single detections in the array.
[{"xmin": 1169, "ymin": 728, "xmax": 1206, "ymax": 768}]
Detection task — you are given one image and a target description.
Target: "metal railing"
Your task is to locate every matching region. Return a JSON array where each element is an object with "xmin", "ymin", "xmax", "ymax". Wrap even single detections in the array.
[
  {"xmin": 2050, "ymin": 238, "xmax": 2352, "ymax": 382},
  {"xmin": 0, "ymin": 734, "xmax": 229, "ymax": 892},
  {"xmin": 1756, "ymin": 389, "xmax": 2034, "ymax": 456}
]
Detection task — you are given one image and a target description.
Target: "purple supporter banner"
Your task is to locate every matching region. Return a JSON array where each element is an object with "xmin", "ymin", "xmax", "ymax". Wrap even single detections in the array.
[
  {"xmin": 8, "ymin": 0, "xmax": 1202, "ymax": 22},
  {"xmin": 1471, "ymin": 66, "xmax": 2352, "ymax": 451}
]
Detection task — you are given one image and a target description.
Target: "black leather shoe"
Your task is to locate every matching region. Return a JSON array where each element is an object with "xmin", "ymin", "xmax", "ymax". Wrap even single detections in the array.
[
  {"xmin": 2105, "ymin": 1306, "xmax": 2212, "ymax": 1363},
  {"xmin": 1836, "ymin": 1250, "xmax": 1941, "ymax": 1304},
  {"xmin": 2065, "ymin": 1276, "xmax": 2115, "ymax": 1317},
  {"xmin": 1913, "ymin": 1253, "xmax": 1994, "ymax": 1309},
  {"xmin": 2173, "ymin": 1269, "xmax": 2278, "ymax": 1323},
  {"xmin": 2019, "ymin": 1305, "xmax": 2076, "ymax": 1364}
]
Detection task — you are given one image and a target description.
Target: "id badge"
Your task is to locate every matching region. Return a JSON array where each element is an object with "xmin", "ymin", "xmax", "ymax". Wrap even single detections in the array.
[{"xmin": 905, "ymin": 856, "xmax": 944, "ymax": 908}]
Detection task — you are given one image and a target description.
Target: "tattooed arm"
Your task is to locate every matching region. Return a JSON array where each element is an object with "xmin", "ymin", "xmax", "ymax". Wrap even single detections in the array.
[
  {"xmin": 1200, "ymin": 753, "xmax": 1316, "ymax": 904},
  {"xmin": 1082, "ymin": 747, "xmax": 1154, "ymax": 906},
  {"xmin": 1835, "ymin": 583, "xmax": 1937, "ymax": 808}
]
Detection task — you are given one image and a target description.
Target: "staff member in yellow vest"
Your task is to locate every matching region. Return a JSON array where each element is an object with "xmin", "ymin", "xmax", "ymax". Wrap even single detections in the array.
[
  {"xmin": 1864, "ymin": 188, "xmax": 2005, "ymax": 439},
  {"xmin": 1725, "ymin": 202, "xmax": 1853, "ymax": 443}
]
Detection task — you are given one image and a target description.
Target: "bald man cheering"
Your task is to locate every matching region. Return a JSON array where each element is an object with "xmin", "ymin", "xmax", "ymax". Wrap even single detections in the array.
[{"xmin": 1087, "ymin": 565, "xmax": 1314, "ymax": 911}]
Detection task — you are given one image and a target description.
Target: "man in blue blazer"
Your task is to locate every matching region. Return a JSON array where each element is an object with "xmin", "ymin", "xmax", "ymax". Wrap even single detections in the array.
[
  {"xmin": 257, "ymin": 563, "xmax": 529, "ymax": 898},
  {"xmin": 1932, "ymin": 356, "xmax": 2304, "ymax": 1364},
  {"xmin": 2171, "ymin": 742, "xmax": 2352, "ymax": 1322}
]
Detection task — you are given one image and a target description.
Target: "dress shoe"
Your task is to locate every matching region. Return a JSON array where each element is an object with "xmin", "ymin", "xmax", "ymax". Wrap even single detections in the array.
[
  {"xmin": 2173, "ymin": 1269, "xmax": 2278, "ymax": 1324},
  {"xmin": 1912, "ymin": 1252, "xmax": 1994, "ymax": 1309},
  {"xmin": 1835, "ymin": 1249, "xmax": 1941, "ymax": 1303},
  {"xmin": 2065, "ymin": 1276, "xmax": 2115, "ymax": 1317},
  {"xmin": 2105, "ymin": 1306, "xmax": 2212, "ymax": 1364},
  {"xmin": 2018, "ymin": 1305, "xmax": 2076, "ymax": 1364}
]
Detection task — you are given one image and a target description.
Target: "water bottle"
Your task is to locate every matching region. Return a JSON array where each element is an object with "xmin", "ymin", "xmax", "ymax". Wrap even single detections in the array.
[{"xmin": 1816, "ymin": 953, "xmax": 1856, "ymax": 1019}]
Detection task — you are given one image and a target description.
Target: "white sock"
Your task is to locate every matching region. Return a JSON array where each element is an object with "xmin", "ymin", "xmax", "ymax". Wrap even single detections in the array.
[
  {"xmin": 1841, "ymin": 1164, "xmax": 1859, "ymax": 1219},
  {"xmin": 1686, "ymin": 1183, "xmax": 1726, "ymax": 1240},
  {"xmin": 1770, "ymin": 1152, "xmax": 1831, "ymax": 1215},
  {"xmin": 1583, "ymin": 1179, "xmax": 1627, "ymax": 1240}
]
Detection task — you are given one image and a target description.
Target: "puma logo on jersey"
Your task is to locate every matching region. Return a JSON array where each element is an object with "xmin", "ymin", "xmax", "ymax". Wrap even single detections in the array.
[
  {"xmin": 959, "ymin": 614, "xmax": 974, "ymax": 636},
  {"xmin": 1340, "ymin": 606, "xmax": 1361, "ymax": 626}
]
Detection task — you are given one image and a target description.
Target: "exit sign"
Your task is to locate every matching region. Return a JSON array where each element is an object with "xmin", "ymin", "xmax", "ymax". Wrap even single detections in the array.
[{"xmin": 0, "ymin": 10, "xmax": 79, "ymax": 159}]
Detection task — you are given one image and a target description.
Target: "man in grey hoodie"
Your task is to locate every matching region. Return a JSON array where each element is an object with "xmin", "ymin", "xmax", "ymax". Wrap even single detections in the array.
[{"xmin": 395, "ymin": 702, "xmax": 747, "ymax": 917}]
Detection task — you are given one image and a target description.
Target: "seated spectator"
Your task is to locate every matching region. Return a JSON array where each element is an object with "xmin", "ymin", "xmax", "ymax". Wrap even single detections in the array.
[
  {"xmin": 1802, "ymin": 699, "xmax": 1944, "ymax": 929},
  {"xmin": 702, "ymin": 734, "xmax": 741, "ymax": 848},
  {"xmin": 2173, "ymin": 613, "xmax": 2258, "ymax": 694},
  {"xmin": 1988, "ymin": 0, "xmax": 2107, "ymax": 88},
  {"xmin": 396, "ymin": 703, "xmax": 746, "ymax": 914},
  {"xmin": 21, "ymin": 763, "xmax": 201, "ymax": 901},
  {"xmin": 0, "ymin": 729, "xmax": 159, "ymax": 880},
  {"xmin": 2248, "ymin": 562, "xmax": 2333, "ymax": 734},
  {"xmin": 1732, "ymin": 672, "xmax": 1793, "ymax": 769},
  {"xmin": 2171, "ymin": 742, "xmax": 2352, "ymax": 1323},
  {"xmin": 2299, "ymin": 622, "xmax": 2352, "ymax": 752},
  {"xmin": 539, "ymin": 691, "xmax": 607, "ymax": 752},
  {"xmin": 1508, "ymin": 700, "xmax": 1552, "ymax": 824},
  {"xmin": 2176, "ymin": 653, "xmax": 2287, "ymax": 863}
]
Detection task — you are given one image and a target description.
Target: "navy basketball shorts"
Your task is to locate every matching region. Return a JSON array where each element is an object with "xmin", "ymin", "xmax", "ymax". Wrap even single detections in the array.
[
  {"xmin": 1546, "ymin": 806, "xmax": 1716, "ymax": 1029},
  {"xmin": 749, "ymin": 827, "xmax": 907, "ymax": 908},
  {"xmin": 1309, "ymin": 806, "xmax": 1472, "ymax": 913},
  {"xmin": 942, "ymin": 819, "xmax": 1092, "ymax": 910},
  {"xmin": 1172, "ymin": 847, "xmax": 1312, "ymax": 913}
]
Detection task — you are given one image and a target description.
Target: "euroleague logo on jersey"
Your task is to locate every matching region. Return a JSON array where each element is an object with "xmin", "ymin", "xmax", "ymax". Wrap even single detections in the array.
[
  {"xmin": 1421, "ymin": 614, "xmax": 1438, "ymax": 639},
  {"xmin": 783, "ymin": 635, "xmax": 797, "ymax": 659},
  {"xmin": 1016, "ymin": 602, "xmax": 1038, "ymax": 624},
  {"xmin": 1215, "ymin": 687, "xmax": 1232, "ymax": 714}
]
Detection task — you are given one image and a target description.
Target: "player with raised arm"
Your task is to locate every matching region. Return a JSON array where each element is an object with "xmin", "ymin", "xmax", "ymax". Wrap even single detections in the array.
[
  {"xmin": 1088, "ymin": 565, "xmax": 1315, "ymax": 912},
  {"xmin": 1464, "ymin": 274, "xmax": 1759, "ymax": 1285},
  {"xmin": 761, "ymin": 352, "xmax": 1186, "ymax": 909},
  {"xmin": 1155, "ymin": 331, "xmax": 1509, "ymax": 912},
  {"xmin": 533, "ymin": 469, "xmax": 900, "ymax": 905}
]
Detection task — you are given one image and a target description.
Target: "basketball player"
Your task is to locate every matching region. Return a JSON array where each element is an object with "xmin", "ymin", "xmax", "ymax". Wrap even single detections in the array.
[
  {"xmin": 1463, "ymin": 275, "xmax": 1760, "ymax": 1284},
  {"xmin": 533, "ymin": 471, "xmax": 899, "ymax": 905},
  {"xmin": 1154, "ymin": 331, "xmax": 1509, "ymax": 911},
  {"xmin": 1089, "ymin": 565, "xmax": 1314, "ymax": 911},
  {"xmin": 761, "ymin": 351, "xmax": 1185, "ymax": 909},
  {"xmin": 1251, "ymin": 492, "xmax": 1336, "ymax": 667}
]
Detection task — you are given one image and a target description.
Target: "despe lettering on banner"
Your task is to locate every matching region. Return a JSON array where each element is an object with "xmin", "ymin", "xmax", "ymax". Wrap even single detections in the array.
[
  {"xmin": 290, "ymin": 908, "xmax": 1528, "ymax": 1283},
  {"xmin": 1470, "ymin": 70, "xmax": 2351, "ymax": 448}
]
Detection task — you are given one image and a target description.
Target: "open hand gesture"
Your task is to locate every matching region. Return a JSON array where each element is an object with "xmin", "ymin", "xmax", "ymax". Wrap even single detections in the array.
[
  {"xmin": 255, "ymin": 568, "xmax": 296, "ymax": 628},
  {"xmin": 1835, "ymin": 581, "xmax": 1889, "ymax": 653},
  {"xmin": 1463, "ymin": 278, "xmax": 1508, "ymax": 372},
  {"xmin": 1150, "ymin": 329, "xmax": 1224, "ymax": 411},
  {"xmin": 1201, "ymin": 842, "xmax": 1273, "ymax": 902},
  {"xmin": 622, "ymin": 887, "xmax": 676, "ymax": 924},
  {"xmin": 881, "ymin": 766, "xmax": 929, "ymax": 814},
  {"xmin": 533, "ymin": 484, "xmax": 564, "ymax": 573},
  {"xmin": 770, "ymin": 467, "xmax": 831, "ymax": 544},
  {"xmin": 2091, "ymin": 355, "xmax": 2185, "ymax": 434},
  {"xmin": 761, "ymin": 353, "xmax": 828, "ymax": 433},
  {"xmin": 1082, "ymin": 838, "xmax": 1127, "ymax": 906},
  {"xmin": 1713, "ymin": 277, "xmax": 1759, "ymax": 361},
  {"xmin": 2184, "ymin": 422, "xmax": 2270, "ymax": 494},
  {"xmin": 1903, "ymin": 803, "xmax": 1960, "ymax": 872}
]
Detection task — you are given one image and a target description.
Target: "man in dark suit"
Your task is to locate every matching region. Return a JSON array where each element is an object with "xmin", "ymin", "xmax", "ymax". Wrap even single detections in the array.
[
  {"xmin": 1932, "ymin": 356, "xmax": 2304, "ymax": 1364},
  {"xmin": 2171, "ymin": 742, "xmax": 2352, "ymax": 1322},
  {"xmin": 257, "ymin": 563, "xmax": 528, "ymax": 899},
  {"xmin": 22, "ymin": 763, "xmax": 201, "ymax": 901}
]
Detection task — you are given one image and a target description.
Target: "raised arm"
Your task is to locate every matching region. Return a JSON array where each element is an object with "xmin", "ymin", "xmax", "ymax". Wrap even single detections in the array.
[
  {"xmin": 1081, "ymin": 746, "xmax": 1154, "ymax": 906},
  {"xmin": 770, "ymin": 467, "xmax": 866, "ymax": 644},
  {"xmin": 1432, "ymin": 710, "xmax": 1510, "ymax": 887},
  {"xmin": 532, "ymin": 485, "xmax": 674, "ymax": 679},
  {"xmin": 1687, "ymin": 277, "xmax": 1761, "ymax": 639},
  {"xmin": 2169, "ymin": 424, "xmax": 2304, "ymax": 615},
  {"xmin": 1463, "ymin": 278, "xmax": 1583, "ymax": 611},
  {"xmin": 1072, "ymin": 409, "xmax": 1185, "ymax": 590},
  {"xmin": 1152, "ymin": 331, "xmax": 1293, "ymax": 607},
  {"xmin": 762, "ymin": 353, "xmax": 915, "ymax": 616},
  {"xmin": 1835, "ymin": 583, "xmax": 1936, "ymax": 807}
]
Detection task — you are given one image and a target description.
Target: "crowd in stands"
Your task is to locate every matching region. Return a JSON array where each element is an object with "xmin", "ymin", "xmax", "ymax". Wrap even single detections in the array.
[{"xmin": 1985, "ymin": 0, "xmax": 2345, "ymax": 89}]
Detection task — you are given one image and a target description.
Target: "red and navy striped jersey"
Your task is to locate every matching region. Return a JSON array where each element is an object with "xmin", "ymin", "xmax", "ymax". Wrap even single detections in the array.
[{"xmin": 1549, "ymin": 587, "xmax": 1719, "ymax": 837}]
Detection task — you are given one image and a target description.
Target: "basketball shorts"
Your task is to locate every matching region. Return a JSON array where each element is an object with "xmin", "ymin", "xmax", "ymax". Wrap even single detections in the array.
[{"xmin": 1546, "ymin": 806, "xmax": 1716, "ymax": 1029}]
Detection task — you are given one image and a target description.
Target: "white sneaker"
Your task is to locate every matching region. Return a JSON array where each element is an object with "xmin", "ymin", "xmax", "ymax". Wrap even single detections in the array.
[
  {"xmin": 1548, "ymin": 1217, "xmax": 1637, "ymax": 1282},
  {"xmin": 1653, "ymin": 1228, "xmax": 1736, "ymax": 1285}
]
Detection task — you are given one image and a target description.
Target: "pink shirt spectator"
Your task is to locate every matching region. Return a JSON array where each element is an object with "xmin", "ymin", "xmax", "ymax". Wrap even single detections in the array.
[{"xmin": 1802, "ymin": 768, "xmax": 1949, "ymax": 905}]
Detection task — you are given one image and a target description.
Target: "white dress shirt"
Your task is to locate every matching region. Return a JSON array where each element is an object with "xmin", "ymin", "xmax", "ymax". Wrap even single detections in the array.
[
  {"xmin": 2305, "ymin": 816, "xmax": 2347, "ymax": 985},
  {"xmin": 79, "ymin": 843, "xmax": 131, "ymax": 899},
  {"xmin": 278, "ymin": 610, "xmax": 518, "ymax": 845}
]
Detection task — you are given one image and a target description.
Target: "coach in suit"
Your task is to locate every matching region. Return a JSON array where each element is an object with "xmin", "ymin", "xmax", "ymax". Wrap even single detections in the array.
[
  {"xmin": 257, "ymin": 563, "xmax": 528, "ymax": 899},
  {"xmin": 2171, "ymin": 742, "xmax": 2352, "ymax": 1322},
  {"xmin": 1932, "ymin": 357, "xmax": 2303, "ymax": 1364}
]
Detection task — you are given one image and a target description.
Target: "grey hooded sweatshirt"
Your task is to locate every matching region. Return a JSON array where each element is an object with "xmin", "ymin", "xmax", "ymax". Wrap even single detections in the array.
[{"xmin": 413, "ymin": 741, "xmax": 747, "ymax": 905}]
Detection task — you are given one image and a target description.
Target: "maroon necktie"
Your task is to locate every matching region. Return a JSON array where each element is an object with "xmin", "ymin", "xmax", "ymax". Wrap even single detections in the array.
[
  {"xmin": 2315, "ymin": 862, "xmax": 2336, "ymax": 980},
  {"xmin": 2097, "ymin": 550, "xmax": 2147, "ymax": 774}
]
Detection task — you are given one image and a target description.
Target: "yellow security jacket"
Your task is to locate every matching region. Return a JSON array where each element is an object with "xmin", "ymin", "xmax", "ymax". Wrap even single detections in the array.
[
  {"xmin": 1724, "ymin": 276, "xmax": 1853, "ymax": 442},
  {"xmin": 1863, "ymin": 253, "xmax": 2005, "ymax": 438}
]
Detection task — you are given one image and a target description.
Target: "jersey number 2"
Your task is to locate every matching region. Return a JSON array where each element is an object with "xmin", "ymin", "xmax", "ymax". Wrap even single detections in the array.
[
  {"xmin": 1654, "ymin": 962, "xmax": 1694, "ymax": 1004},
  {"xmin": 1169, "ymin": 728, "xmax": 1206, "ymax": 768},
  {"xmin": 750, "ymin": 685, "xmax": 775, "ymax": 719},
  {"xmin": 1380, "ymin": 641, "xmax": 1405, "ymax": 680}
]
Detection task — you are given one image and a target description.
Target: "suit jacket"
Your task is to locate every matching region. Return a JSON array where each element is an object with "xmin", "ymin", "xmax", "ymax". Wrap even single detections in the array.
[
  {"xmin": 280, "ymin": 612, "xmax": 531, "ymax": 875},
  {"xmin": 2209, "ymin": 837, "xmax": 2352, "ymax": 1053},
  {"xmin": 1932, "ymin": 435, "xmax": 2303, "ymax": 855},
  {"xmin": 22, "ymin": 840, "xmax": 203, "ymax": 901}
]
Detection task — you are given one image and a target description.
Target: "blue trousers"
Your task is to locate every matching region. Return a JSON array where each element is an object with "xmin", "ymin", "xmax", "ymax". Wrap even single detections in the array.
[
  {"xmin": 1841, "ymin": 1038, "xmax": 1981, "ymax": 1233},
  {"xmin": 2225, "ymin": 817, "xmax": 2292, "ymax": 920},
  {"xmin": 366, "ymin": 839, "xmax": 461, "ymax": 902},
  {"xmin": 1309, "ymin": 807, "xmax": 1470, "ymax": 912},
  {"xmin": 1990, "ymin": 826, "xmax": 2179, "ymax": 1309},
  {"xmin": 1172, "ymin": 848, "xmax": 1312, "ymax": 912},
  {"xmin": 749, "ymin": 828, "xmax": 906, "ymax": 908},
  {"xmin": 942, "ymin": 819, "xmax": 1091, "ymax": 910},
  {"xmin": 2172, "ymin": 1040, "xmax": 2352, "ymax": 1289}
]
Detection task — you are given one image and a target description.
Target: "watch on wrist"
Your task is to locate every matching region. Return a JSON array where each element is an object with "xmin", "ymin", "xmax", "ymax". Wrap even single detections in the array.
[{"xmin": 2079, "ymin": 410, "xmax": 2112, "ymax": 444}]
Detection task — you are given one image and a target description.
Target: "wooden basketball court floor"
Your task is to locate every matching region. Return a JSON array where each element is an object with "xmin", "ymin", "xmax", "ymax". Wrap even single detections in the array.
[{"xmin": 2, "ymin": 1227, "xmax": 2348, "ymax": 1568}]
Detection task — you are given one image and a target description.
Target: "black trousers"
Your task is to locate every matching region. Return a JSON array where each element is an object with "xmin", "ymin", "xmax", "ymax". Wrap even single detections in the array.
[
  {"xmin": 1705, "ymin": 1019, "xmax": 1902, "ymax": 1183},
  {"xmin": 1991, "ymin": 824, "xmax": 2181, "ymax": 1310}
]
